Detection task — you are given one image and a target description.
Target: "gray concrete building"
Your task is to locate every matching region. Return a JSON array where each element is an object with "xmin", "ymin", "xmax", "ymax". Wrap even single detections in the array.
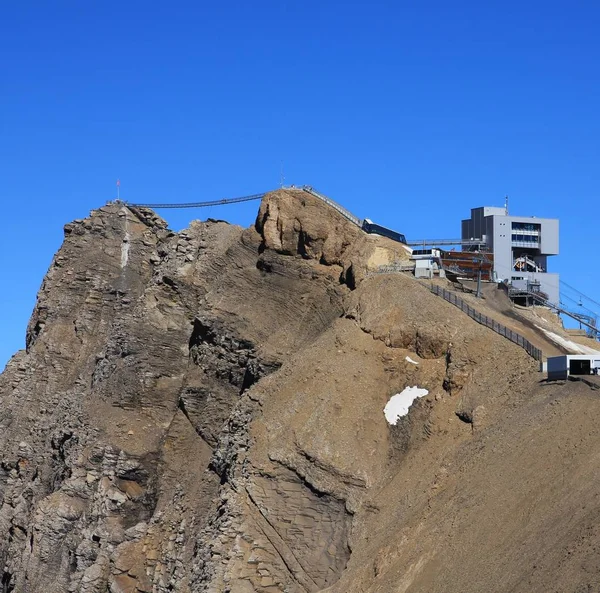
[{"xmin": 462, "ymin": 205, "xmax": 560, "ymax": 305}]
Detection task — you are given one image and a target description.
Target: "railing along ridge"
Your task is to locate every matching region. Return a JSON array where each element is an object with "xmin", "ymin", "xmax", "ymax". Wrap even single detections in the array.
[
  {"xmin": 300, "ymin": 186, "xmax": 363, "ymax": 227},
  {"xmin": 430, "ymin": 285, "xmax": 543, "ymax": 361},
  {"xmin": 374, "ymin": 263, "xmax": 415, "ymax": 274}
]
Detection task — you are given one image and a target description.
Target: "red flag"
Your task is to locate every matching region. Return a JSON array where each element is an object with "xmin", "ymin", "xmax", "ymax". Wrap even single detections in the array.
[{"xmin": 116, "ymin": 179, "xmax": 120, "ymax": 187}]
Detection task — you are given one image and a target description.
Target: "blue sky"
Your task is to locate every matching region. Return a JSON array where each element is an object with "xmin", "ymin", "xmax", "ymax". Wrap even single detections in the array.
[{"xmin": 1, "ymin": 1, "xmax": 599, "ymax": 368}]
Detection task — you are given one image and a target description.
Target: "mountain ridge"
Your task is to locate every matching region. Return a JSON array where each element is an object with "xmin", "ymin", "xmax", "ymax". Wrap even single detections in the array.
[{"xmin": 1, "ymin": 190, "xmax": 599, "ymax": 593}]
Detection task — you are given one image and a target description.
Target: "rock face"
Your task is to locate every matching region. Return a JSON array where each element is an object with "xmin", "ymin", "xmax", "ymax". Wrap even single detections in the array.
[
  {"xmin": 3, "ymin": 189, "xmax": 600, "ymax": 593},
  {"xmin": 256, "ymin": 188, "xmax": 410, "ymax": 287}
]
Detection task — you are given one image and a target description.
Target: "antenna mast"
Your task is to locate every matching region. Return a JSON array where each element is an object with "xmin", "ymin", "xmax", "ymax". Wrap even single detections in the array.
[
  {"xmin": 116, "ymin": 178, "xmax": 121, "ymax": 201},
  {"xmin": 504, "ymin": 195, "xmax": 509, "ymax": 215}
]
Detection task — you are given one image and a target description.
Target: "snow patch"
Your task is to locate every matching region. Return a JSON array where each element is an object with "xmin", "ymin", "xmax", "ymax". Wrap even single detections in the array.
[
  {"xmin": 405, "ymin": 356, "xmax": 419, "ymax": 365},
  {"xmin": 384, "ymin": 386, "xmax": 429, "ymax": 425},
  {"xmin": 120, "ymin": 207, "xmax": 130, "ymax": 269},
  {"xmin": 535, "ymin": 325, "xmax": 600, "ymax": 355},
  {"xmin": 121, "ymin": 233, "xmax": 130, "ymax": 268}
]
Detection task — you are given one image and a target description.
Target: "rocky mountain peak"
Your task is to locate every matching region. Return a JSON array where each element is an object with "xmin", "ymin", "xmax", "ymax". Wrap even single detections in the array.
[{"xmin": 1, "ymin": 192, "xmax": 599, "ymax": 593}]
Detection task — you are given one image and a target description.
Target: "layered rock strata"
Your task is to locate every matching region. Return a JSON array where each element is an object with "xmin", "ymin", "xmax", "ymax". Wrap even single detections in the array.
[{"xmin": 3, "ymin": 189, "xmax": 596, "ymax": 593}]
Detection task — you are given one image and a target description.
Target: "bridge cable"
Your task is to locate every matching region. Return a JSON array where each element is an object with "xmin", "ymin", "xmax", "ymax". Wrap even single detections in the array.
[
  {"xmin": 125, "ymin": 193, "xmax": 266, "ymax": 209},
  {"xmin": 560, "ymin": 279, "xmax": 600, "ymax": 311}
]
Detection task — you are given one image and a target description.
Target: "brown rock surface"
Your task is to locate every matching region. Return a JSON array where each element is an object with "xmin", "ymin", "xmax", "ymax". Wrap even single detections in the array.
[
  {"xmin": 256, "ymin": 189, "xmax": 410, "ymax": 287},
  {"xmin": 1, "ymin": 192, "xmax": 600, "ymax": 593}
]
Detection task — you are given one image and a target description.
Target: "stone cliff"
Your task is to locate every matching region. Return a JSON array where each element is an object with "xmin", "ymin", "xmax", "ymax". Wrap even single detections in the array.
[{"xmin": 2, "ymin": 189, "xmax": 600, "ymax": 593}]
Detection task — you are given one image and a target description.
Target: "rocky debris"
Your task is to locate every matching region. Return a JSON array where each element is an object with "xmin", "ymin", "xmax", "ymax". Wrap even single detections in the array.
[{"xmin": 455, "ymin": 403, "xmax": 487, "ymax": 430}]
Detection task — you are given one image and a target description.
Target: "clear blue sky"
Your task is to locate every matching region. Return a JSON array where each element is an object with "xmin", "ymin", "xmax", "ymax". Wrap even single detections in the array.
[{"xmin": 1, "ymin": 1, "xmax": 599, "ymax": 368}]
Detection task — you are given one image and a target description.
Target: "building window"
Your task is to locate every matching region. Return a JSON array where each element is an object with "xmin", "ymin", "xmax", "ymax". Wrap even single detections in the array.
[{"xmin": 512, "ymin": 222, "xmax": 540, "ymax": 232}]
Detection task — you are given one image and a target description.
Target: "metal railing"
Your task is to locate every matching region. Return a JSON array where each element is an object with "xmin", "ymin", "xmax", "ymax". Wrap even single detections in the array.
[
  {"xmin": 407, "ymin": 238, "xmax": 487, "ymax": 247},
  {"xmin": 370, "ymin": 262, "xmax": 415, "ymax": 275},
  {"xmin": 126, "ymin": 193, "xmax": 265, "ymax": 209},
  {"xmin": 300, "ymin": 186, "xmax": 363, "ymax": 227},
  {"xmin": 508, "ymin": 287, "xmax": 598, "ymax": 339},
  {"xmin": 430, "ymin": 285, "xmax": 543, "ymax": 361}
]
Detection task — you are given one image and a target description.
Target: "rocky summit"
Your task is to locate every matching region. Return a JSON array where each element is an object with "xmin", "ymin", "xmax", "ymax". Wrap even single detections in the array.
[{"xmin": 2, "ymin": 189, "xmax": 600, "ymax": 593}]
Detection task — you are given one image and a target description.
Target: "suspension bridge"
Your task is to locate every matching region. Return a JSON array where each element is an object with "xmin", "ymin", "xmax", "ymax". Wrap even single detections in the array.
[
  {"xmin": 125, "ymin": 193, "xmax": 267, "ymax": 210},
  {"xmin": 124, "ymin": 185, "xmax": 402, "ymax": 239},
  {"xmin": 125, "ymin": 186, "xmax": 364, "ymax": 226}
]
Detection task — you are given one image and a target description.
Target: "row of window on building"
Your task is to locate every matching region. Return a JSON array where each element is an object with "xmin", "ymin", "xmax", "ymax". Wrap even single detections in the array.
[
  {"xmin": 512, "ymin": 234, "xmax": 539, "ymax": 243},
  {"xmin": 512, "ymin": 222, "xmax": 540, "ymax": 232}
]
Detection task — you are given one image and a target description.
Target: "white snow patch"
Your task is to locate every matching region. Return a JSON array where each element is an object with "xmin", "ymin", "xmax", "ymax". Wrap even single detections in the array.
[
  {"xmin": 120, "ymin": 207, "xmax": 130, "ymax": 269},
  {"xmin": 405, "ymin": 356, "xmax": 419, "ymax": 365},
  {"xmin": 384, "ymin": 386, "xmax": 429, "ymax": 425},
  {"xmin": 121, "ymin": 233, "xmax": 130, "ymax": 268},
  {"xmin": 535, "ymin": 325, "xmax": 600, "ymax": 355}
]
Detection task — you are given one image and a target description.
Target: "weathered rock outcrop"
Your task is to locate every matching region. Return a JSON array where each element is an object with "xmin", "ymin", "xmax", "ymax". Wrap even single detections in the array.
[
  {"xmin": 3, "ymin": 190, "xmax": 600, "ymax": 593},
  {"xmin": 256, "ymin": 189, "xmax": 410, "ymax": 287},
  {"xmin": 0, "ymin": 196, "xmax": 351, "ymax": 593}
]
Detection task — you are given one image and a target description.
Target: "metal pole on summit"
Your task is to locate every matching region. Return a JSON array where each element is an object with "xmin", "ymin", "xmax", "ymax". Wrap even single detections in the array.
[{"xmin": 116, "ymin": 179, "xmax": 121, "ymax": 201}]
